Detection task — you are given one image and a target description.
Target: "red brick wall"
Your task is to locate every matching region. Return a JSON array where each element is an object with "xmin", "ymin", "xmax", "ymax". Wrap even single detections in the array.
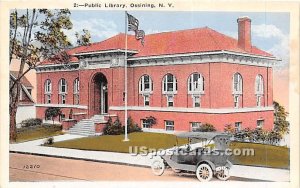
[
  {"xmin": 127, "ymin": 62, "xmax": 272, "ymax": 109},
  {"xmin": 111, "ymin": 110, "xmax": 274, "ymax": 131},
  {"xmin": 36, "ymin": 61, "xmax": 274, "ymax": 131}
]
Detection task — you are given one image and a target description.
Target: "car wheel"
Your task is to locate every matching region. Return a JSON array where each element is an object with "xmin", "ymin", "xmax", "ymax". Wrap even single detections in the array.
[
  {"xmin": 196, "ymin": 163, "xmax": 213, "ymax": 182},
  {"xmin": 151, "ymin": 159, "xmax": 165, "ymax": 176},
  {"xmin": 216, "ymin": 167, "xmax": 230, "ymax": 181}
]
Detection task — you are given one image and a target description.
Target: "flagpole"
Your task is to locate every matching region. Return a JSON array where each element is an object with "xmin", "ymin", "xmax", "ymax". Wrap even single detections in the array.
[{"xmin": 123, "ymin": 11, "xmax": 129, "ymax": 142}]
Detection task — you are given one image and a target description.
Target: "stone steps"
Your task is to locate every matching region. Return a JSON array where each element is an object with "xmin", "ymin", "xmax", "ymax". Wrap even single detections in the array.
[{"xmin": 67, "ymin": 115, "xmax": 107, "ymax": 136}]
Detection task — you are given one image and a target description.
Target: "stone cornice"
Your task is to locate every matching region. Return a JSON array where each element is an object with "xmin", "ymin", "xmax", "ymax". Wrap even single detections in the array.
[
  {"xmin": 109, "ymin": 106, "xmax": 274, "ymax": 114},
  {"xmin": 128, "ymin": 50, "xmax": 280, "ymax": 68}
]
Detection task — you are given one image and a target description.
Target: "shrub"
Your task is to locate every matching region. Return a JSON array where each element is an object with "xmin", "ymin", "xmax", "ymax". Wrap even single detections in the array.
[
  {"xmin": 144, "ymin": 116, "xmax": 157, "ymax": 128},
  {"xmin": 103, "ymin": 117, "xmax": 123, "ymax": 135},
  {"xmin": 20, "ymin": 118, "xmax": 42, "ymax": 127},
  {"xmin": 103, "ymin": 116, "xmax": 142, "ymax": 135},
  {"xmin": 233, "ymin": 127, "xmax": 284, "ymax": 146},
  {"xmin": 44, "ymin": 137, "xmax": 54, "ymax": 145},
  {"xmin": 224, "ymin": 124, "xmax": 235, "ymax": 134},
  {"xmin": 194, "ymin": 123, "xmax": 216, "ymax": 132},
  {"xmin": 126, "ymin": 116, "xmax": 142, "ymax": 133}
]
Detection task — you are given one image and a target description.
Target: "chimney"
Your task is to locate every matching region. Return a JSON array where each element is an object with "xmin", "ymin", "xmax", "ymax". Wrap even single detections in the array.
[{"xmin": 237, "ymin": 16, "xmax": 251, "ymax": 51}]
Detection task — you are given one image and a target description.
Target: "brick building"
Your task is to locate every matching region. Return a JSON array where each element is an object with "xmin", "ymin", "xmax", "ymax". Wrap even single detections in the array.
[{"xmin": 36, "ymin": 17, "xmax": 279, "ymax": 135}]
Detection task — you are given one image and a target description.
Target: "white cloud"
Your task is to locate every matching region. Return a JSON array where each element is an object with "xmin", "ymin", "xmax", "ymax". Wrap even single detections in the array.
[
  {"xmin": 252, "ymin": 24, "xmax": 284, "ymax": 39},
  {"xmin": 252, "ymin": 24, "xmax": 289, "ymax": 70},
  {"xmin": 64, "ymin": 18, "xmax": 119, "ymax": 46}
]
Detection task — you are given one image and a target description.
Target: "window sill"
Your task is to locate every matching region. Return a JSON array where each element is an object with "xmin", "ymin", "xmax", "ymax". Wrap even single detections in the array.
[
  {"xmin": 163, "ymin": 91, "xmax": 177, "ymax": 95},
  {"xmin": 139, "ymin": 91, "xmax": 153, "ymax": 95},
  {"xmin": 188, "ymin": 91, "xmax": 204, "ymax": 95}
]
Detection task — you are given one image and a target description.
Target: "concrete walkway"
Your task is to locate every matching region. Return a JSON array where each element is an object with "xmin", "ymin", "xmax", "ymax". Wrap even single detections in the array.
[{"xmin": 9, "ymin": 134, "xmax": 290, "ymax": 182}]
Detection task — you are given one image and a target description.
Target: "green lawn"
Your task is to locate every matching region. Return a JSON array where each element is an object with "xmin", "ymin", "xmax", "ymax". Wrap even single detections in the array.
[
  {"xmin": 16, "ymin": 125, "xmax": 63, "ymax": 143},
  {"xmin": 51, "ymin": 132, "xmax": 188, "ymax": 153},
  {"xmin": 50, "ymin": 132, "xmax": 289, "ymax": 169},
  {"xmin": 230, "ymin": 141, "xmax": 289, "ymax": 169}
]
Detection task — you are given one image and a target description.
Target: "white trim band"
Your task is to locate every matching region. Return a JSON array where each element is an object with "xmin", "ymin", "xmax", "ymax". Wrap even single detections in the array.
[
  {"xmin": 36, "ymin": 103, "xmax": 88, "ymax": 109},
  {"xmin": 109, "ymin": 106, "xmax": 274, "ymax": 114}
]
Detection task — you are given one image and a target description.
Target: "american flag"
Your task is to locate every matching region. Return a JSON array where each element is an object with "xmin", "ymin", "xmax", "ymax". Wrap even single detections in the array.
[{"xmin": 127, "ymin": 13, "xmax": 145, "ymax": 46}]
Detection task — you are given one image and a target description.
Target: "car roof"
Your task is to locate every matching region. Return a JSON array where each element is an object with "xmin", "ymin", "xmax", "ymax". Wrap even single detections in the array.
[{"xmin": 176, "ymin": 132, "xmax": 230, "ymax": 139}]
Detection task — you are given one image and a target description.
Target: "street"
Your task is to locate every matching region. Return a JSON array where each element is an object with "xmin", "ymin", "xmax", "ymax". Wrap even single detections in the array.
[{"xmin": 10, "ymin": 153, "xmax": 258, "ymax": 182}]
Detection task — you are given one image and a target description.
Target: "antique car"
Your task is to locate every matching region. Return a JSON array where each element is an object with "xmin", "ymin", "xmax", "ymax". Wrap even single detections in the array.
[{"xmin": 151, "ymin": 132, "xmax": 233, "ymax": 181}]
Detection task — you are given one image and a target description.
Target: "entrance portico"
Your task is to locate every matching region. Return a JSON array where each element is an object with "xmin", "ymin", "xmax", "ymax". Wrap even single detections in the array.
[{"xmin": 90, "ymin": 73, "xmax": 108, "ymax": 116}]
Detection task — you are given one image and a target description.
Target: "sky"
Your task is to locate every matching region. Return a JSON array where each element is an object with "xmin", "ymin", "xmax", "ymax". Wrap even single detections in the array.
[{"xmin": 66, "ymin": 10, "xmax": 290, "ymax": 110}]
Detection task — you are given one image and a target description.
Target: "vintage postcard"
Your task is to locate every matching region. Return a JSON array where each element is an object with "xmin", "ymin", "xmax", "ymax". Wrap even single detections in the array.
[{"xmin": 0, "ymin": 0, "xmax": 299, "ymax": 188}]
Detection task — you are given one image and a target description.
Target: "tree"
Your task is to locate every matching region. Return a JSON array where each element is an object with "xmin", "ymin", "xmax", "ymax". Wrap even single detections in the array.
[
  {"xmin": 144, "ymin": 116, "xmax": 157, "ymax": 128},
  {"xmin": 9, "ymin": 9, "xmax": 91, "ymax": 142},
  {"xmin": 45, "ymin": 107, "xmax": 62, "ymax": 125},
  {"xmin": 75, "ymin": 29, "xmax": 91, "ymax": 46},
  {"xmin": 273, "ymin": 101, "xmax": 289, "ymax": 137}
]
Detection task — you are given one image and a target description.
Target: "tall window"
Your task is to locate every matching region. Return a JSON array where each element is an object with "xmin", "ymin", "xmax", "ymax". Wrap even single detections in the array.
[
  {"xmin": 163, "ymin": 74, "xmax": 177, "ymax": 93},
  {"xmin": 144, "ymin": 95, "xmax": 150, "ymax": 106},
  {"xmin": 59, "ymin": 78, "xmax": 67, "ymax": 93},
  {"xmin": 167, "ymin": 95, "xmax": 174, "ymax": 107},
  {"xmin": 255, "ymin": 75, "xmax": 264, "ymax": 107},
  {"xmin": 45, "ymin": 79, "xmax": 52, "ymax": 93},
  {"xmin": 188, "ymin": 73, "xmax": 204, "ymax": 93},
  {"xmin": 139, "ymin": 75, "xmax": 153, "ymax": 93},
  {"xmin": 193, "ymin": 96, "xmax": 201, "ymax": 107},
  {"xmin": 233, "ymin": 73, "xmax": 243, "ymax": 94},
  {"xmin": 234, "ymin": 95, "xmax": 239, "ymax": 108},
  {"xmin": 73, "ymin": 78, "xmax": 80, "ymax": 105},
  {"xmin": 59, "ymin": 78, "xmax": 67, "ymax": 104},
  {"xmin": 255, "ymin": 75, "xmax": 264, "ymax": 94},
  {"xmin": 233, "ymin": 73, "xmax": 242, "ymax": 108},
  {"xmin": 44, "ymin": 79, "xmax": 52, "ymax": 104}
]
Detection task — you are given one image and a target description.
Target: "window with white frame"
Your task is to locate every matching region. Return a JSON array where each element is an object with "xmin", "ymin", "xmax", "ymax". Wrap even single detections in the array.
[
  {"xmin": 59, "ymin": 78, "xmax": 67, "ymax": 104},
  {"xmin": 193, "ymin": 95, "xmax": 201, "ymax": 107},
  {"xmin": 167, "ymin": 95, "xmax": 174, "ymax": 107},
  {"xmin": 188, "ymin": 73, "xmax": 204, "ymax": 93},
  {"xmin": 44, "ymin": 79, "xmax": 52, "ymax": 104},
  {"xmin": 191, "ymin": 122, "xmax": 201, "ymax": 132},
  {"xmin": 165, "ymin": 120, "xmax": 174, "ymax": 131},
  {"xmin": 73, "ymin": 78, "xmax": 80, "ymax": 105},
  {"xmin": 45, "ymin": 79, "xmax": 52, "ymax": 93},
  {"xmin": 45, "ymin": 94, "xmax": 51, "ymax": 104},
  {"xmin": 234, "ymin": 122, "xmax": 242, "ymax": 131},
  {"xmin": 256, "ymin": 95, "xmax": 262, "ymax": 107},
  {"xmin": 233, "ymin": 73, "xmax": 243, "ymax": 94},
  {"xmin": 255, "ymin": 75, "xmax": 264, "ymax": 95},
  {"xmin": 257, "ymin": 119, "xmax": 264, "ymax": 128},
  {"xmin": 139, "ymin": 75, "xmax": 153, "ymax": 93},
  {"xmin": 234, "ymin": 95, "xmax": 239, "ymax": 108},
  {"xmin": 142, "ymin": 119, "xmax": 150, "ymax": 128},
  {"xmin": 163, "ymin": 74, "xmax": 177, "ymax": 93},
  {"xmin": 59, "ymin": 78, "xmax": 67, "ymax": 94},
  {"xmin": 144, "ymin": 95, "xmax": 150, "ymax": 106},
  {"xmin": 61, "ymin": 94, "xmax": 66, "ymax": 104}
]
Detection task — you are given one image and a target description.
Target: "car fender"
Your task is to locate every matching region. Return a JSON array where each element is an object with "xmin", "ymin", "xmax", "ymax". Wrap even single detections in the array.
[{"xmin": 196, "ymin": 160, "xmax": 216, "ymax": 171}]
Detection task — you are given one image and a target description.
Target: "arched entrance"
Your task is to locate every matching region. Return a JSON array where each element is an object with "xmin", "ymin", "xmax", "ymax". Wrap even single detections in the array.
[{"xmin": 90, "ymin": 73, "xmax": 108, "ymax": 116}]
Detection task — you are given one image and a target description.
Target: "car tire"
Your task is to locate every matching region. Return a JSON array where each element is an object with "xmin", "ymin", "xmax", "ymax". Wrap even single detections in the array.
[
  {"xmin": 151, "ymin": 159, "xmax": 165, "ymax": 176},
  {"xmin": 216, "ymin": 167, "xmax": 230, "ymax": 181},
  {"xmin": 196, "ymin": 163, "xmax": 213, "ymax": 182}
]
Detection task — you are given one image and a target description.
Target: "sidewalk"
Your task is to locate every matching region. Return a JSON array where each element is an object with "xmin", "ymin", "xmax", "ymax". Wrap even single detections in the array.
[{"xmin": 9, "ymin": 134, "xmax": 290, "ymax": 182}]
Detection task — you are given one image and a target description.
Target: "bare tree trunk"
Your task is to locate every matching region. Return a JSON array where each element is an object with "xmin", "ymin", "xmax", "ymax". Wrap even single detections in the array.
[{"xmin": 9, "ymin": 107, "xmax": 17, "ymax": 142}]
